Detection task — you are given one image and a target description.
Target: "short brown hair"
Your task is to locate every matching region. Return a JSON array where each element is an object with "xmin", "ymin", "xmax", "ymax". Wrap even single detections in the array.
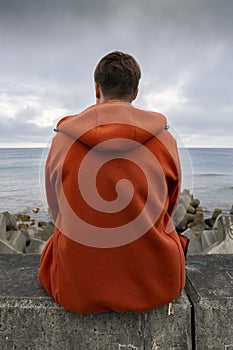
[{"xmin": 94, "ymin": 51, "xmax": 141, "ymax": 101}]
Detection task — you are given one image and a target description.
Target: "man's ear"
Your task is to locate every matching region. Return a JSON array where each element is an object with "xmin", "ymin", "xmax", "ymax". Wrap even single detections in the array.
[
  {"xmin": 95, "ymin": 83, "xmax": 101, "ymax": 100},
  {"xmin": 132, "ymin": 88, "xmax": 139, "ymax": 101}
]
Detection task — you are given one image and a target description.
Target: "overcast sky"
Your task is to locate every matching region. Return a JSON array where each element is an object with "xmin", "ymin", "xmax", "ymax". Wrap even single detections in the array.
[{"xmin": 0, "ymin": 0, "xmax": 232, "ymax": 148}]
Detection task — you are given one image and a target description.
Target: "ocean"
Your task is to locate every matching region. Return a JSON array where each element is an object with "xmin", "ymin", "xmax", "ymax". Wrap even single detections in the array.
[{"xmin": 0, "ymin": 148, "xmax": 232, "ymax": 219}]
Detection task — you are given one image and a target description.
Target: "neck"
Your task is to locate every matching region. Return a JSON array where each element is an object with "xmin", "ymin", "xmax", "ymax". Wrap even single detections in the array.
[{"xmin": 97, "ymin": 97, "xmax": 132, "ymax": 104}]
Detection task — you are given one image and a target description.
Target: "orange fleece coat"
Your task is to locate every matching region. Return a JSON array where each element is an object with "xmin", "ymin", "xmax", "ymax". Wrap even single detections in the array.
[{"xmin": 39, "ymin": 101, "xmax": 188, "ymax": 314}]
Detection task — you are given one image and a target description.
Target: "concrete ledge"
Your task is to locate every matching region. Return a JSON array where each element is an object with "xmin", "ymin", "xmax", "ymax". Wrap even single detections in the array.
[
  {"xmin": 1, "ymin": 255, "xmax": 232, "ymax": 349},
  {"xmin": 186, "ymin": 255, "xmax": 233, "ymax": 350},
  {"xmin": 0, "ymin": 255, "xmax": 192, "ymax": 350}
]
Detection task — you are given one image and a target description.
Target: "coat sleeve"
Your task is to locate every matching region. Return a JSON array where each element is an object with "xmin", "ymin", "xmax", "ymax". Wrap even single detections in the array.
[
  {"xmin": 167, "ymin": 143, "xmax": 189, "ymax": 257},
  {"xmin": 167, "ymin": 141, "xmax": 181, "ymax": 219},
  {"xmin": 45, "ymin": 144, "xmax": 59, "ymax": 223}
]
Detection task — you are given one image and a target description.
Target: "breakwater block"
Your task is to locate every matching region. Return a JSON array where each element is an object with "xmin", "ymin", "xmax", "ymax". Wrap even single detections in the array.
[
  {"xmin": 186, "ymin": 254, "xmax": 233, "ymax": 350},
  {"xmin": 0, "ymin": 255, "xmax": 191, "ymax": 350},
  {"xmin": 0, "ymin": 215, "xmax": 6, "ymax": 241}
]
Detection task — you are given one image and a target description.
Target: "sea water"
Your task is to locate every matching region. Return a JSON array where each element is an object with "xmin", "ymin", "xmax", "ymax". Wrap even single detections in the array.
[
  {"xmin": 0, "ymin": 148, "xmax": 232, "ymax": 219},
  {"xmin": 188, "ymin": 148, "xmax": 233, "ymax": 214}
]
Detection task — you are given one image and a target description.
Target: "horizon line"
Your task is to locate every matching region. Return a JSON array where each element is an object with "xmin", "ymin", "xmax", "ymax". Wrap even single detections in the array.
[{"xmin": 0, "ymin": 146, "xmax": 233, "ymax": 149}]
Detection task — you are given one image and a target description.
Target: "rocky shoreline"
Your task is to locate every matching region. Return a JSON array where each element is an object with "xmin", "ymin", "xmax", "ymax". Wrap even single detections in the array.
[
  {"xmin": 173, "ymin": 189, "xmax": 231, "ymax": 233},
  {"xmin": 0, "ymin": 189, "xmax": 233, "ymax": 254},
  {"xmin": 0, "ymin": 210, "xmax": 54, "ymax": 254},
  {"xmin": 174, "ymin": 189, "xmax": 233, "ymax": 254}
]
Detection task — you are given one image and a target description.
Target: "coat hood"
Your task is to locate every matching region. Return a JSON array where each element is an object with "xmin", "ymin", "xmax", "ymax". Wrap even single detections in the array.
[{"xmin": 56, "ymin": 101, "xmax": 168, "ymax": 151}]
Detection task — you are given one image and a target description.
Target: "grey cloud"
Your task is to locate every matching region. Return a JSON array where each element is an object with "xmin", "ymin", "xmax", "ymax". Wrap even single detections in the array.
[
  {"xmin": 168, "ymin": 107, "xmax": 232, "ymax": 138},
  {"xmin": 0, "ymin": 0, "xmax": 233, "ymax": 146},
  {"xmin": 0, "ymin": 116, "xmax": 52, "ymax": 143}
]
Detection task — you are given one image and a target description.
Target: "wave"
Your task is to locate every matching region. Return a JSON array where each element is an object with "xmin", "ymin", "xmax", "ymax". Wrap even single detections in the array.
[
  {"xmin": 0, "ymin": 165, "xmax": 37, "ymax": 171},
  {"xmin": 194, "ymin": 173, "xmax": 227, "ymax": 177},
  {"xmin": 218, "ymin": 185, "xmax": 233, "ymax": 191}
]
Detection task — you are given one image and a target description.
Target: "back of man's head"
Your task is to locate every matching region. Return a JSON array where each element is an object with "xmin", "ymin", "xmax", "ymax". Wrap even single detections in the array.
[{"xmin": 94, "ymin": 51, "xmax": 141, "ymax": 102}]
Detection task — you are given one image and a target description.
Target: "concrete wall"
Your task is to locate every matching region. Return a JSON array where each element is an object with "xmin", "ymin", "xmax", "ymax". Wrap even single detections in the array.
[
  {"xmin": 0, "ymin": 254, "xmax": 232, "ymax": 350},
  {"xmin": 185, "ymin": 255, "xmax": 233, "ymax": 350}
]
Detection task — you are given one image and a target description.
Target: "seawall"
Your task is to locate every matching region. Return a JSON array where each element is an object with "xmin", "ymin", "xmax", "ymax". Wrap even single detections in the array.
[{"xmin": 0, "ymin": 254, "xmax": 232, "ymax": 350}]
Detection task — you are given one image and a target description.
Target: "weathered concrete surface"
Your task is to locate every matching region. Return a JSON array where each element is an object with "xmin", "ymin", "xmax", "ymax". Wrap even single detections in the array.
[
  {"xmin": 0, "ymin": 255, "xmax": 191, "ymax": 350},
  {"xmin": 183, "ymin": 229, "xmax": 203, "ymax": 255},
  {"xmin": 207, "ymin": 214, "xmax": 233, "ymax": 254},
  {"xmin": 7, "ymin": 231, "xmax": 26, "ymax": 253},
  {"xmin": 0, "ymin": 215, "xmax": 6, "ymax": 241},
  {"xmin": 183, "ymin": 214, "xmax": 233, "ymax": 254},
  {"xmin": 26, "ymin": 238, "xmax": 46, "ymax": 254},
  {"xmin": 0, "ymin": 239, "xmax": 19, "ymax": 254},
  {"xmin": 207, "ymin": 233, "xmax": 233, "ymax": 254},
  {"xmin": 186, "ymin": 255, "xmax": 233, "ymax": 350},
  {"xmin": 1, "ymin": 254, "xmax": 232, "ymax": 350},
  {"xmin": 1, "ymin": 212, "xmax": 18, "ymax": 231},
  {"xmin": 144, "ymin": 292, "xmax": 192, "ymax": 350},
  {"xmin": 201, "ymin": 229, "xmax": 221, "ymax": 250}
]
